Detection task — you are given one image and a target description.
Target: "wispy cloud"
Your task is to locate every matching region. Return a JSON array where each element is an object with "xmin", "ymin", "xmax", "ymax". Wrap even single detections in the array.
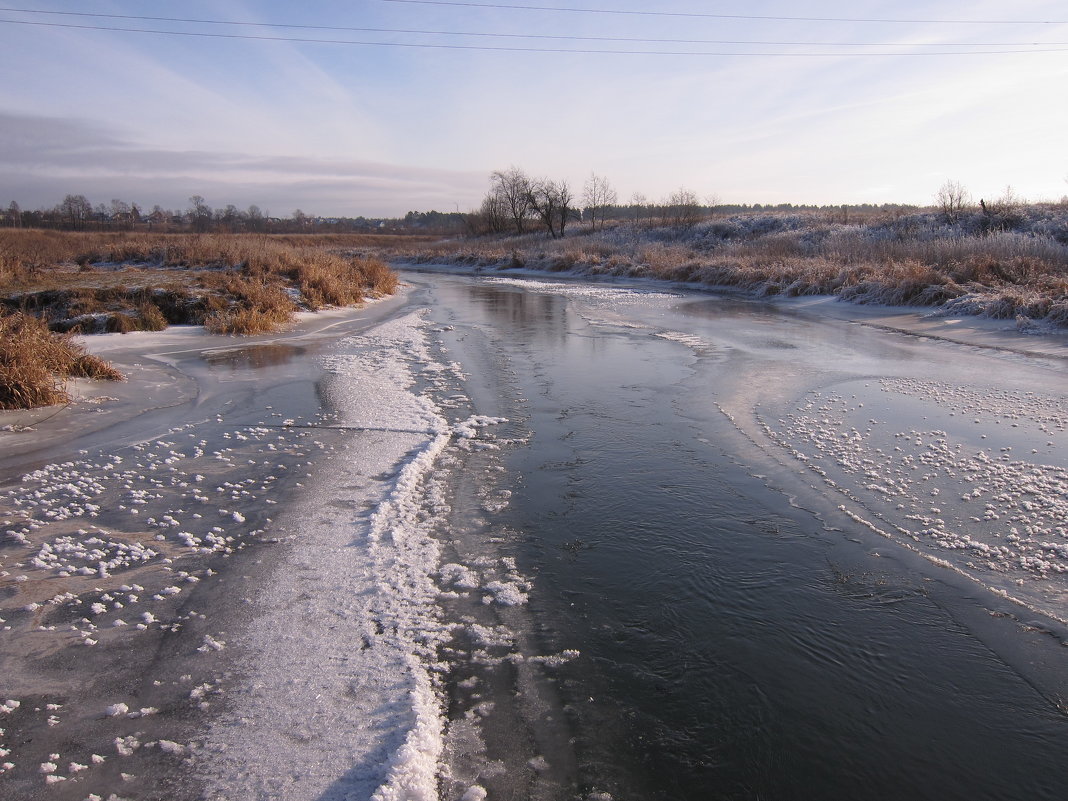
[
  {"xmin": 2, "ymin": 0, "xmax": 1067, "ymax": 211},
  {"xmin": 0, "ymin": 113, "xmax": 486, "ymax": 215}
]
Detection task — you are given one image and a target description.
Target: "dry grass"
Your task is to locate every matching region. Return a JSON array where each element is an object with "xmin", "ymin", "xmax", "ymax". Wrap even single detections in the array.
[
  {"xmin": 0, "ymin": 230, "xmax": 402, "ymax": 407},
  {"xmin": 0, "ymin": 311, "xmax": 123, "ymax": 409},
  {"xmin": 0, "ymin": 230, "xmax": 401, "ymax": 337},
  {"xmin": 388, "ymin": 205, "xmax": 1068, "ymax": 327},
  {"xmin": 0, "ymin": 230, "xmax": 423, "ymax": 280}
]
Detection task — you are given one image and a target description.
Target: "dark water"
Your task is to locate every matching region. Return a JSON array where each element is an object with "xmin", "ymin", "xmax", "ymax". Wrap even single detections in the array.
[{"xmin": 418, "ymin": 273, "xmax": 1068, "ymax": 801}]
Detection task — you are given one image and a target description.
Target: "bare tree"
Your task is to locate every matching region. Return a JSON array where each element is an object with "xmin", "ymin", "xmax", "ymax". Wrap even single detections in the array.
[
  {"xmin": 247, "ymin": 205, "xmax": 266, "ymax": 232},
  {"xmin": 992, "ymin": 185, "xmax": 1023, "ymax": 214},
  {"xmin": 529, "ymin": 179, "xmax": 573, "ymax": 238},
  {"xmin": 59, "ymin": 194, "xmax": 92, "ymax": 229},
  {"xmin": 583, "ymin": 172, "xmax": 617, "ymax": 231},
  {"xmin": 491, "ymin": 167, "xmax": 534, "ymax": 235},
  {"xmin": 665, "ymin": 188, "xmax": 701, "ymax": 227},
  {"xmin": 935, "ymin": 179, "xmax": 970, "ymax": 222},
  {"xmin": 188, "ymin": 195, "xmax": 213, "ymax": 233},
  {"xmin": 216, "ymin": 204, "xmax": 241, "ymax": 232},
  {"xmin": 979, "ymin": 185, "xmax": 1026, "ymax": 229},
  {"xmin": 555, "ymin": 180, "xmax": 573, "ymax": 237},
  {"xmin": 474, "ymin": 190, "xmax": 509, "ymax": 235},
  {"xmin": 630, "ymin": 192, "xmax": 647, "ymax": 226},
  {"xmin": 7, "ymin": 201, "xmax": 21, "ymax": 228}
]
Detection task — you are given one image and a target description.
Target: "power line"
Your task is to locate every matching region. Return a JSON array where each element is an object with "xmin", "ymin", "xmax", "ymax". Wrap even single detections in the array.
[
  {"xmin": 0, "ymin": 7, "xmax": 1063, "ymax": 47},
  {"xmin": 379, "ymin": 0, "xmax": 1068, "ymax": 25},
  {"xmin": 3, "ymin": 17, "xmax": 1067, "ymax": 56}
]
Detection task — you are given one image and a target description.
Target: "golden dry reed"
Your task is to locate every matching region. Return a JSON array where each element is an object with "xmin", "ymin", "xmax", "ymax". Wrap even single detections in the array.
[
  {"xmin": 0, "ymin": 230, "xmax": 402, "ymax": 406},
  {"xmin": 0, "ymin": 311, "xmax": 123, "ymax": 410}
]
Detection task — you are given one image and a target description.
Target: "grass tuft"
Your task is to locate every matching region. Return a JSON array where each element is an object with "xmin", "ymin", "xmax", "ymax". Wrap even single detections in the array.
[{"xmin": 0, "ymin": 311, "xmax": 123, "ymax": 409}]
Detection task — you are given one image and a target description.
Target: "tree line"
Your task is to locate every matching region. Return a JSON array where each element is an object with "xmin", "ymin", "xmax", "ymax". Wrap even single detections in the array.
[
  {"xmin": 1, "ymin": 194, "xmax": 467, "ymax": 235},
  {"xmin": 10, "ymin": 178, "xmax": 1004, "ymax": 238}
]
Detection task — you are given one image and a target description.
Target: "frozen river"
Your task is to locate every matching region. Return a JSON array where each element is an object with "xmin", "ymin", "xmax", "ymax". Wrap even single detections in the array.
[
  {"xmin": 409, "ymin": 272, "xmax": 1068, "ymax": 801},
  {"xmin": 1, "ymin": 269, "xmax": 1066, "ymax": 800}
]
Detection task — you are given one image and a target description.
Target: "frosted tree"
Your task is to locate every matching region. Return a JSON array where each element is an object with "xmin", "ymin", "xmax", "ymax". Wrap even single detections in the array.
[
  {"xmin": 935, "ymin": 180, "xmax": 970, "ymax": 222},
  {"xmin": 583, "ymin": 172, "xmax": 617, "ymax": 231}
]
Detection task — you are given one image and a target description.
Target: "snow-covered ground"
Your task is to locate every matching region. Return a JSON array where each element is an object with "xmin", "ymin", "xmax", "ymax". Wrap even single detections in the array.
[
  {"xmin": 197, "ymin": 309, "xmax": 510, "ymax": 801},
  {"xmin": 0, "ymin": 292, "xmax": 573, "ymax": 800}
]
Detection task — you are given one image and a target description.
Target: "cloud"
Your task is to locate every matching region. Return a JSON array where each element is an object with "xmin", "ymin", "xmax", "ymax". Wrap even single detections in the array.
[{"xmin": 0, "ymin": 112, "xmax": 486, "ymax": 215}]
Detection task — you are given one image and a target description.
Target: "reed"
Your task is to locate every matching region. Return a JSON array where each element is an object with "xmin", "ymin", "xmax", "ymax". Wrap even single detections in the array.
[
  {"xmin": 0, "ymin": 311, "xmax": 123, "ymax": 409},
  {"xmin": 0, "ymin": 230, "xmax": 403, "ymax": 407}
]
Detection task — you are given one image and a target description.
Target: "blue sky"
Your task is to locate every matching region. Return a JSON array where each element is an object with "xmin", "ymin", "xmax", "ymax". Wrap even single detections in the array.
[{"xmin": 2, "ymin": 0, "xmax": 1067, "ymax": 216}]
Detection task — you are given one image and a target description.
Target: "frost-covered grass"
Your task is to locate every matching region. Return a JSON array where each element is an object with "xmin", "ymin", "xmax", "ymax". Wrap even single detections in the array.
[
  {"xmin": 0, "ymin": 230, "xmax": 400, "ymax": 340},
  {"xmin": 392, "ymin": 204, "xmax": 1068, "ymax": 327}
]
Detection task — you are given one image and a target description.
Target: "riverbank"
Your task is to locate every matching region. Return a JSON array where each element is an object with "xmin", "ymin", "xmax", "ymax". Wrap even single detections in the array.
[
  {"xmin": 397, "ymin": 261, "xmax": 1068, "ymax": 362},
  {"xmin": 382, "ymin": 204, "xmax": 1068, "ymax": 330}
]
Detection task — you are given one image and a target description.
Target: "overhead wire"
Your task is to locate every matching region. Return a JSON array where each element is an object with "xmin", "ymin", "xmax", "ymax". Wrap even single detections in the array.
[
  {"xmin": 1, "ymin": 7, "xmax": 1066, "ymax": 56},
  {"xmin": 378, "ymin": 0, "xmax": 1068, "ymax": 25},
  {"xmin": 0, "ymin": 7, "xmax": 1064, "ymax": 47}
]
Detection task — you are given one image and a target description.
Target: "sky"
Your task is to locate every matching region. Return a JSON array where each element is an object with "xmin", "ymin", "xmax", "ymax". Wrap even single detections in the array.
[{"xmin": 2, "ymin": 0, "xmax": 1067, "ymax": 217}]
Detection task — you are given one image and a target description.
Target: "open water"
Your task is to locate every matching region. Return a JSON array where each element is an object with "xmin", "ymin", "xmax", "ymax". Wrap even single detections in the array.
[{"xmin": 413, "ymin": 270, "xmax": 1068, "ymax": 801}]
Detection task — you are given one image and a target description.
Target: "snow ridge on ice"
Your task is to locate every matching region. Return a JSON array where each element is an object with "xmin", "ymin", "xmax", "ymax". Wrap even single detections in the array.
[{"xmin": 200, "ymin": 309, "xmax": 469, "ymax": 801}]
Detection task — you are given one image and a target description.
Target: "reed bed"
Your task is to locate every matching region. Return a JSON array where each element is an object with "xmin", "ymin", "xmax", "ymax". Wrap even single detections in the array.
[
  {"xmin": 0, "ymin": 230, "xmax": 400, "ymax": 336},
  {"xmin": 0, "ymin": 311, "xmax": 123, "ymax": 409},
  {"xmin": 0, "ymin": 230, "xmax": 401, "ymax": 406}
]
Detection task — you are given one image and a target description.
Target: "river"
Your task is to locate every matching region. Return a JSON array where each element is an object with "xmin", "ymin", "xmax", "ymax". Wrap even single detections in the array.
[
  {"xmin": 413, "ymin": 270, "xmax": 1068, "ymax": 801},
  {"xmin": 1, "ymin": 268, "xmax": 1066, "ymax": 801}
]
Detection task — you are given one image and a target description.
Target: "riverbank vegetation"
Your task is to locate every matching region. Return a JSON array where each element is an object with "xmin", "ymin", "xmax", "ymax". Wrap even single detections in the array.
[
  {"xmin": 392, "ymin": 176, "xmax": 1068, "ymax": 329},
  {"xmin": 0, "ymin": 311, "xmax": 123, "ymax": 409},
  {"xmin": 0, "ymin": 231, "xmax": 402, "ymax": 408},
  {"xmin": 1, "ymin": 231, "xmax": 400, "ymax": 335}
]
